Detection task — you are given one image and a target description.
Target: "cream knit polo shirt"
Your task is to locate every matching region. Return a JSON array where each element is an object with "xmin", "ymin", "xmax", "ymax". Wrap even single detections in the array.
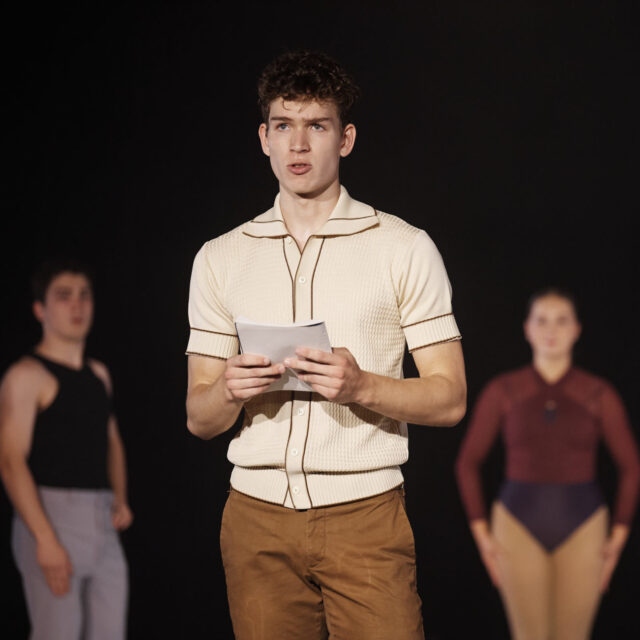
[{"xmin": 187, "ymin": 186, "xmax": 461, "ymax": 509}]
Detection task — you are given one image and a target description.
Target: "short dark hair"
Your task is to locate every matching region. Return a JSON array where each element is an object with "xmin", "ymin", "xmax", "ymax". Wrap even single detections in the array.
[
  {"xmin": 526, "ymin": 287, "xmax": 580, "ymax": 321},
  {"xmin": 257, "ymin": 50, "xmax": 360, "ymax": 127},
  {"xmin": 31, "ymin": 259, "xmax": 94, "ymax": 303}
]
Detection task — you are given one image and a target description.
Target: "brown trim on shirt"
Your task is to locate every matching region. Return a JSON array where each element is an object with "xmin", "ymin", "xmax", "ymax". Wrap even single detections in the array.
[
  {"xmin": 401, "ymin": 312, "xmax": 454, "ymax": 330},
  {"xmin": 190, "ymin": 327, "xmax": 238, "ymax": 338},
  {"xmin": 251, "ymin": 206, "xmax": 377, "ymax": 224},
  {"xmin": 242, "ymin": 232, "xmax": 288, "ymax": 239},
  {"xmin": 291, "ymin": 239, "xmax": 315, "ymax": 323},
  {"xmin": 282, "ymin": 237, "xmax": 295, "ymax": 322},
  {"xmin": 185, "ymin": 351, "xmax": 228, "ymax": 360},
  {"xmin": 310, "ymin": 237, "xmax": 326, "ymax": 319},
  {"xmin": 301, "ymin": 393, "xmax": 314, "ymax": 508},
  {"xmin": 408, "ymin": 335, "xmax": 462, "ymax": 353},
  {"xmin": 324, "ymin": 214, "xmax": 378, "ymax": 222},
  {"xmin": 283, "ymin": 391, "xmax": 296, "ymax": 506},
  {"xmin": 317, "ymin": 227, "xmax": 380, "ymax": 239}
]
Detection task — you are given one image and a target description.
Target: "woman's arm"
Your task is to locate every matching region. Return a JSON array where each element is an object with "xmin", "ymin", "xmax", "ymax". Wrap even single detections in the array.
[
  {"xmin": 598, "ymin": 383, "xmax": 640, "ymax": 591},
  {"xmin": 455, "ymin": 377, "xmax": 506, "ymax": 584}
]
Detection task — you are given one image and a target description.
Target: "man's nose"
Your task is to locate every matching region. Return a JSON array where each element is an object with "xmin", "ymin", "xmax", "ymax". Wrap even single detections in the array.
[{"xmin": 290, "ymin": 129, "xmax": 309, "ymax": 152}]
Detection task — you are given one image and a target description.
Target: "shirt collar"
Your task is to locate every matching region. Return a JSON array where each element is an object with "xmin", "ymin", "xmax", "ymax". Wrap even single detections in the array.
[{"xmin": 242, "ymin": 186, "xmax": 379, "ymax": 239}]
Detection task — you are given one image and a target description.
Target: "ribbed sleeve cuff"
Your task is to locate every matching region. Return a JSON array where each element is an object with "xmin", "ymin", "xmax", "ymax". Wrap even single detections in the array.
[
  {"xmin": 403, "ymin": 313, "xmax": 461, "ymax": 352},
  {"xmin": 186, "ymin": 327, "xmax": 239, "ymax": 359}
]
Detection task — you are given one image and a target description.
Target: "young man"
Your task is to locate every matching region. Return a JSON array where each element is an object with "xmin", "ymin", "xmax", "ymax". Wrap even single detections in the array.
[
  {"xmin": 0, "ymin": 260, "xmax": 132, "ymax": 640},
  {"xmin": 186, "ymin": 50, "xmax": 466, "ymax": 640}
]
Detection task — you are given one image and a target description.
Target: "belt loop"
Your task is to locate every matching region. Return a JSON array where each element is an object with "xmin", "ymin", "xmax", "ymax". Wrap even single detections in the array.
[{"xmin": 400, "ymin": 484, "xmax": 406, "ymax": 498}]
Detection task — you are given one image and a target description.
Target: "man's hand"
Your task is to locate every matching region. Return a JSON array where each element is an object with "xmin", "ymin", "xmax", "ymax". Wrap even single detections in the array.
[
  {"xmin": 111, "ymin": 499, "xmax": 134, "ymax": 531},
  {"xmin": 224, "ymin": 354, "xmax": 285, "ymax": 402},
  {"xmin": 285, "ymin": 347, "xmax": 368, "ymax": 403},
  {"xmin": 36, "ymin": 535, "xmax": 73, "ymax": 596}
]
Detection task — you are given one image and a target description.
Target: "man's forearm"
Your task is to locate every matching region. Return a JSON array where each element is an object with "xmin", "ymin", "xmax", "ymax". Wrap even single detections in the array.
[
  {"xmin": 356, "ymin": 372, "xmax": 466, "ymax": 426},
  {"xmin": 107, "ymin": 426, "xmax": 129, "ymax": 504},
  {"xmin": 0, "ymin": 457, "xmax": 58, "ymax": 543},
  {"xmin": 186, "ymin": 376, "xmax": 244, "ymax": 439}
]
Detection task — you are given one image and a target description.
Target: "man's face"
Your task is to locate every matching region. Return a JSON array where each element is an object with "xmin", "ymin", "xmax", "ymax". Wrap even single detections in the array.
[
  {"xmin": 258, "ymin": 98, "xmax": 355, "ymax": 198},
  {"xmin": 524, "ymin": 295, "xmax": 581, "ymax": 359},
  {"xmin": 34, "ymin": 272, "xmax": 94, "ymax": 342}
]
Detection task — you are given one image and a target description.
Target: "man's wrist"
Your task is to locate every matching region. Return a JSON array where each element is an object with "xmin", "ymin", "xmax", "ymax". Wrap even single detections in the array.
[
  {"xmin": 34, "ymin": 527, "xmax": 59, "ymax": 545},
  {"xmin": 355, "ymin": 371, "xmax": 377, "ymax": 407},
  {"xmin": 112, "ymin": 493, "xmax": 128, "ymax": 506}
]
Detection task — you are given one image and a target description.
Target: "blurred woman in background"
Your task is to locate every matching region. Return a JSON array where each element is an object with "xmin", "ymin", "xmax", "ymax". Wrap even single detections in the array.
[{"xmin": 455, "ymin": 288, "xmax": 640, "ymax": 640}]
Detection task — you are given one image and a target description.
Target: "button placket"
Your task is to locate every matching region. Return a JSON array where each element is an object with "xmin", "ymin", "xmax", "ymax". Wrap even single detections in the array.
[
  {"xmin": 284, "ymin": 236, "xmax": 323, "ymax": 509},
  {"xmin": 286, "ymin": 395, "xmax": 311, "ymax": 509}
]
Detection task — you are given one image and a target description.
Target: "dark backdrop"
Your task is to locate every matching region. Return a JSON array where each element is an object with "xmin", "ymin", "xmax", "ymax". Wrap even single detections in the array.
[{"xmin": 2, "ymin": 2, "xmax": 638, "ymax": 638}]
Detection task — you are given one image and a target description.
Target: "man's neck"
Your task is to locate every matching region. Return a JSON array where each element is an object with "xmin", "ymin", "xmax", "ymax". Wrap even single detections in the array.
[
  {"xmin": 532, "ymin": 354, "xmax": 572, "ymax": 384},
  {"xmin": 36, "ymin": 335, "xmax": 86, "ymax": 370},
  {"xmin": 279, "ymin": 180, "xmax": 341, "ymax": 251}
]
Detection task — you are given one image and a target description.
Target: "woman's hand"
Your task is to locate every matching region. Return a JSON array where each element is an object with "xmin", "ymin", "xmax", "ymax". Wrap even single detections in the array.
[
  {"xmin": 601, "ymin": 523, "xmax": 629, "ymax": 592},
  {"xmin": 470, "ymin": 519, "xmax": 502, "ymax": 588}
]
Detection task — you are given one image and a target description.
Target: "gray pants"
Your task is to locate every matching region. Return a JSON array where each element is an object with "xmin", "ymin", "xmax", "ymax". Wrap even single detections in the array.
[{"xmin": 12, "ymin": 487, "xmax": 128, "ymax": 640}]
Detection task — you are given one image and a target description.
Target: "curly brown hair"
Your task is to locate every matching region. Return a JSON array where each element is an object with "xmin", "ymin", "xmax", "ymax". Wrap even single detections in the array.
[{"xmin": 257, "ymin": 50, "xmax": 360, "ymax": 127}]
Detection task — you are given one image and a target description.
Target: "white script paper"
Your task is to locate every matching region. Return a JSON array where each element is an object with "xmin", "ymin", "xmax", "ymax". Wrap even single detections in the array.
[{"xmin": 234, "ymin": 317, "xmax": 332, "ymax": 393}]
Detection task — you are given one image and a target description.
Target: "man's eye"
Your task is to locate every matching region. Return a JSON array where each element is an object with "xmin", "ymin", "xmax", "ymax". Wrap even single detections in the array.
[
  {"xmin": 311, "ymin": 123, "xmax": 325, "ymax": 131},
  {"xmin": 276, "ymin": 123, "xmax": 289, "ymax": 130}
]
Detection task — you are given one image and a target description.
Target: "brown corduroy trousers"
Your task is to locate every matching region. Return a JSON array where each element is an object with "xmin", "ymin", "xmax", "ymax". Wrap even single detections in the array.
[{"xmin": 220, "ymin": 486, "xmax": 425, "ymax": 640}]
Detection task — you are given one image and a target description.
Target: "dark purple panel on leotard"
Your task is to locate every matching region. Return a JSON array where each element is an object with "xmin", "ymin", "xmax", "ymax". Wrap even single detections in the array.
[{"xmin": 498, "ymin": 481, "xmax": 604, "ymax": 552}]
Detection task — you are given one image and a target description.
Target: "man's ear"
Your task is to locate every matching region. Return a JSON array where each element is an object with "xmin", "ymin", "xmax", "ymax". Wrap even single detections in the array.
[
  {"xmin": 33, "ymin": 300, "xmax": 44, "ymax": 323},
  {"xmin": 258, "ymin": 123, "xmax": 270, "ymax": 157},
  {"xmin": 339, "ymin": 123, "xmax": 356, "ymax": 158}
]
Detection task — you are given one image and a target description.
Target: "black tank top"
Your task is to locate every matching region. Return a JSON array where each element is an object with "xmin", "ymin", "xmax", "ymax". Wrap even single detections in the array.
[{"xmin": 28, "ymin": 352, "xmax": 111, "ymax": 489}]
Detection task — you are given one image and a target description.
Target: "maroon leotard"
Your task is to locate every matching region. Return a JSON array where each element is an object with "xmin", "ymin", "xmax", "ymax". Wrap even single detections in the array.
[{"xmin": 455, "ymin": 366, "xmax": 640, "ymax": 525}]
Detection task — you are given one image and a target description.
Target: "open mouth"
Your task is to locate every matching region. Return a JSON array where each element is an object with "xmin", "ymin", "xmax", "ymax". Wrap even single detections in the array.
[{"xmin": 288, "ymin": 163, "xmax": 311, "ymax": 175}]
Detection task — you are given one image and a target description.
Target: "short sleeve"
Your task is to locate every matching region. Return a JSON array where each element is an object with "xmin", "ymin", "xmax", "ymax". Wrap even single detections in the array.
[
  {"xmin": 394, "ymin": 230, "xmax": 461, "ymax": 351},
  {"xmin": 186, "ymin": 243, "xmax": 239, "ymax": 359}
]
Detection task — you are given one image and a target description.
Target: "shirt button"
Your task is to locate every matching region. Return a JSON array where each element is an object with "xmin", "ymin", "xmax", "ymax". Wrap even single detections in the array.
[
  {"xmin": 291, "ymin": 448, "xmax": 299, "ymax": 456},
  {"xmin": 292, "ymin": 486, "xmax": 300, "ymax": 494},
  {"xmin": 297, "ymin": 408, "xmax": 305, "ymax": 416},
  {"xmin": 286, "ymin": 237, "xmax": 293, "ymax": 244},
  {"xmin": 298, "ymin": 276, "xmax": 307, "ymax": 284}
]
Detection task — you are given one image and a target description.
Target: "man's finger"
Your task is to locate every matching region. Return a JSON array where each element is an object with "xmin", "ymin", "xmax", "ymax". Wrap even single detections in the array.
[
  {"xmin": 232, "ymin": 385, "xmax": 273, "ymax": 400},
  {"xmin": 285, "ymin": 358, "xmax": 336, "ymax": 376},
  {"xmin": 294, "ymin": 347, "xmax": 337, "ymax": 364},
  {"xmin": 227, "ymin": 365, "xmax": 283, "ymax": 379},
  {"xmin": 228, "ymin": 377, "xmax": 281, "ymax": 390},
  {"xmin": 45, "ymin": 570, "xmax": 69, "ymax": 596},
  {"xmin": 231, "ymin": 353, "xmax": 271, "ymax": 367},
  {"xmin": 299, "ymin": 374, "xmax": 340, "ymax": 388},
  {"xmin": 310, "ymin": 384, "xmax": 340, "ymax": 400}
]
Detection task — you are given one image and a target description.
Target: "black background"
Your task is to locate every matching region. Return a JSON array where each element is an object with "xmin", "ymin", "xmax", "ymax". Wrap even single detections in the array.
[{"xmin": 2, "ymin": 1, "xmax": 639, "ymax": 638}]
